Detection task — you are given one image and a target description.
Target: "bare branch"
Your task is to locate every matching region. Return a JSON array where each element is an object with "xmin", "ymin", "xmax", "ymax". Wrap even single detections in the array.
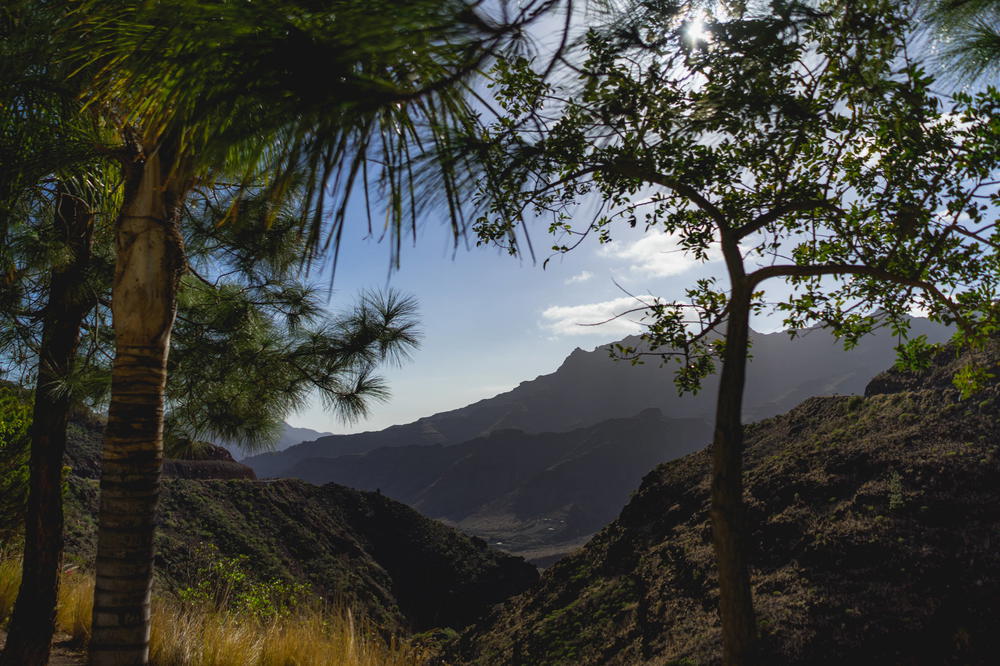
[{"xmin": 604, "ymin": 159, "xmax": 730, "ymax": 231}]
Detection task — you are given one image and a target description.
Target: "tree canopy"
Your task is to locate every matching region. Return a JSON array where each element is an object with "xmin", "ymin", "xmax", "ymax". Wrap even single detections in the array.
[
  {"xmin": 470, "ymin": 0, "xmax": 1000, "ymax": 661},
  {"xmin": 475, "ymin": 0, "xmax": 1000, "ymax": 379}
]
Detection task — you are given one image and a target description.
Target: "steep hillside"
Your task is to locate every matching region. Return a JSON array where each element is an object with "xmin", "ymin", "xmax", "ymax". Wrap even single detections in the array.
[
  {"xmin": 59, "ymin": 418, "xmax": 537, "ymax": 635},
  {"xmin": 286, "ymin": 411, "xmax": 711, "ymax": 563},
  {"xmin": 454, "ymin": 342, "xmax": 1000, "ymax": 665},
  {"xmin": 245, "ymin": 318, "xmax": 951, "ymax": 479},
  {"xmin": 63, "ymin": 477, "xmax": 537, "ymax": 634}
]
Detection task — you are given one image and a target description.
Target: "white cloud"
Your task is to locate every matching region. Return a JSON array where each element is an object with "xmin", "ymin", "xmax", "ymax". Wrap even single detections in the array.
[
  {"xmin": 541, "ymin": 295, "xmax": 655, "ymax": 337},
  {"xmin": 564, "ymin": 270, "xmax": 594, "ymax": 285},
  {"xmin": 599, "ymin": 232, "xmax": 721, "ymax": 277}
]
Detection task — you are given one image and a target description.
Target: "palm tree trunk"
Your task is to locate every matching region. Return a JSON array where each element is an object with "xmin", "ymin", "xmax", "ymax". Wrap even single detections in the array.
[
  {"xmin": 1, "ymin": 184, "xmax": 94, "ymax": 666},
  {"xmin": 711, "ymin": 281, "xmax": 757, "ymax": 665},
  {"xmin": 89, "ymin": 147, "xmax": 185, "ymax": 666}
]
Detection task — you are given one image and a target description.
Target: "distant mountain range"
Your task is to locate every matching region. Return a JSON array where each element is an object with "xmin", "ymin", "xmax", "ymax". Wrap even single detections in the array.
[
  {"xmin": 222, "ymin": 423, "xmax": 332, "ymax": 461},
  {"xmin": 285, "ymin": 410, "xmax": 711, "ymax": 563},
  {"xmin": 243, "ymin": 319, "xmax": 953, "ymax": 561}
]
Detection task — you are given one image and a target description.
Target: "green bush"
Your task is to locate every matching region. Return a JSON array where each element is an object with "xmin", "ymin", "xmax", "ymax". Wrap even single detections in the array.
[
  {"xmin": 176, "ymin": 543, "xmax": 312, "ymax": 622},
  {"xmin": 0, "ymin": 387, "xmax": 31, "ymax": 544}
]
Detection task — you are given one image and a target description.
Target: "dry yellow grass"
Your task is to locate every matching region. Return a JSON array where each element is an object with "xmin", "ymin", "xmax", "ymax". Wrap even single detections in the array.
[
  {"xmin": 55, "ymin": 572, "xmax": 93, "ymax": 646},
  {"xmin": 0, "ymin": 558, "xmax": 92, "ymax": 645},
  {"xmin": 0, "ymin": 560, "xmax": 21, "ymax": 626},
  {"xmin": 255, "ymin": 609, "xmax": 428, "ymax": 666},
  {"xmin": 0, "ymin": 558, "xmax": 21, "ymax": 624},
  {"xmin": 151, "ymin": 603, "xmax": 430, "ymax": 666},
  {"xmin": 1, "ymin": 557, "xmax": 429, "ymax": 665}
]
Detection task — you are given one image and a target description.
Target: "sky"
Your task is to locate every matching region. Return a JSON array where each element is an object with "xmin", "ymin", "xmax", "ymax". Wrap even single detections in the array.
[
  {"xmin": 285, "ymin": 206, "xmax": 793, "ymax": 435},
  {"xmin": 281, "ymin": 1, "xmax": 962, "ymax": 436},
  {"xmin": 284, "ymin": 3, "xmax": 742, "ymax": 435}
]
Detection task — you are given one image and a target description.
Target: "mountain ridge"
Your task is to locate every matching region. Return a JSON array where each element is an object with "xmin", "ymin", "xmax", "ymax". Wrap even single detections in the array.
[
  {"xmin": 244, "ymin": 319, "xmax": 952, "ymax": 480},
  {"xmin": 243, "ymin": 320, "xmax": 953, "ymax": 562}
]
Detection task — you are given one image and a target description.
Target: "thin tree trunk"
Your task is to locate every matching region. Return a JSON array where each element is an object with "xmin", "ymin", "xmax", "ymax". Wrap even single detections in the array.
[
  {"xmin": 89, "ymin": 146, "xmax": 185, "ymax": 666},
  {"xmin": 711, "ymin": 280, "xmax": 757, "ymax": 665},
  {"xmin": 1, "ymin": 185, "xmax": 94, "ymax": 666}
]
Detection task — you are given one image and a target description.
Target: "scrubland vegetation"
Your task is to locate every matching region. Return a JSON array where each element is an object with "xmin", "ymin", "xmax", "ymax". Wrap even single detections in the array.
[{"xmin": 0, "ymin": 549, "xmax": 429, "ymax": 666}]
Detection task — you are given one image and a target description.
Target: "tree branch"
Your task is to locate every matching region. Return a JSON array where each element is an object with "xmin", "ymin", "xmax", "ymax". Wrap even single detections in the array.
[
  {"xmin": 748, "ymin": 263, "xmax": 966, "ymax": 326},
  {"xmin": 734, "ymin": 198, "xmax": 842, "ymax": 239},
  {"xmin": 605, "ymin": 159, "xmax": 730, "ymax": 231}
]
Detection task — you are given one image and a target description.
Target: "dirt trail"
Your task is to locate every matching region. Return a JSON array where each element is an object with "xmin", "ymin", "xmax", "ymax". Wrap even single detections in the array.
[{"xmin": 0, "ymin": 631, "xmax": 87, "ymax": 665}]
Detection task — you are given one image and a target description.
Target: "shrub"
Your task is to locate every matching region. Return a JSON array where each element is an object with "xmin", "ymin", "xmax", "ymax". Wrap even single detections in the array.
[
  {"xmin": 175, "ymin": 543, "xmax": 311, "ymax": 621},
  {"xmin": 0, "ymin": 386, "xmax": 30, "ymax": 544}
]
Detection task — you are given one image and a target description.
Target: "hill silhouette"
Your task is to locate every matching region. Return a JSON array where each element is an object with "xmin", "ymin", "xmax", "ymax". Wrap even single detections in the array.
[{"xmin": 245, "ymin": 319, "xmax": 952, "ymax": 561}]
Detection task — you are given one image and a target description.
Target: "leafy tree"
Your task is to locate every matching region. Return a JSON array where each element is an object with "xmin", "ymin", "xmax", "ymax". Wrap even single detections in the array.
[{"xmin": 471, "ymin": 0, "xmax": 1000, "ymax": 662}]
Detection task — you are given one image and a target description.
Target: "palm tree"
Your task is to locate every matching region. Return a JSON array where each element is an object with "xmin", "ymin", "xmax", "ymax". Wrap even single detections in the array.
[
  {"xmin": 0, "ymin": 3, "xmax": 118, "ymax": 661},
  {"xmin": 0, "ymin": 178, "xmax": 418, "ymax": 665},
  {"xmin": 67, "ymin": 1, "xmax": 558, "ymax": 661}
]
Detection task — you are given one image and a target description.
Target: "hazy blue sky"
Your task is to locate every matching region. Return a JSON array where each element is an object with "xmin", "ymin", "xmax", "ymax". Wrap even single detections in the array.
[
  {"xmin": 281, "ymin": 3, "xmax": 858, "ymax": 436},
  {"xmin": 286, "ymin": 207, "xmax": 793, "ymax": 435}
]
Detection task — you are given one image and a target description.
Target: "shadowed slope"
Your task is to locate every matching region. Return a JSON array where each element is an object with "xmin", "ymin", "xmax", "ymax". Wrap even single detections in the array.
[{"xmin": 454, "ymin": 341, "xmax": 1000, "ymax": 665}]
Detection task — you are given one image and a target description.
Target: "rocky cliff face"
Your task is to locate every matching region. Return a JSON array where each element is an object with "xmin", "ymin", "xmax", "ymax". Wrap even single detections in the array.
[{"xmin": 453, "ymin": 341, "xmax": 1000, "ymax": 665}]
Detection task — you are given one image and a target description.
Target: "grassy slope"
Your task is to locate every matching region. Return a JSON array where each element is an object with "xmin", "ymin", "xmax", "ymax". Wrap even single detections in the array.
[
  {"xmin": 64, "ymin": 476, "xmax": 537, "ymax": 634},
  {"xmin": 455, "ymin": 342, "xmax": 1000, "ymax": 665}
]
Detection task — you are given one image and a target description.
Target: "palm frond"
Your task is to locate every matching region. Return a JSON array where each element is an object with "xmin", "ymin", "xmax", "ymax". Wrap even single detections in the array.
[
  {"xmin": 924, "ymin": 0, "xmax": 1000, "ymax": 81},
  {"xmin": 71, "ymin": 0, "xmax": 559, "ymax": 271}
]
